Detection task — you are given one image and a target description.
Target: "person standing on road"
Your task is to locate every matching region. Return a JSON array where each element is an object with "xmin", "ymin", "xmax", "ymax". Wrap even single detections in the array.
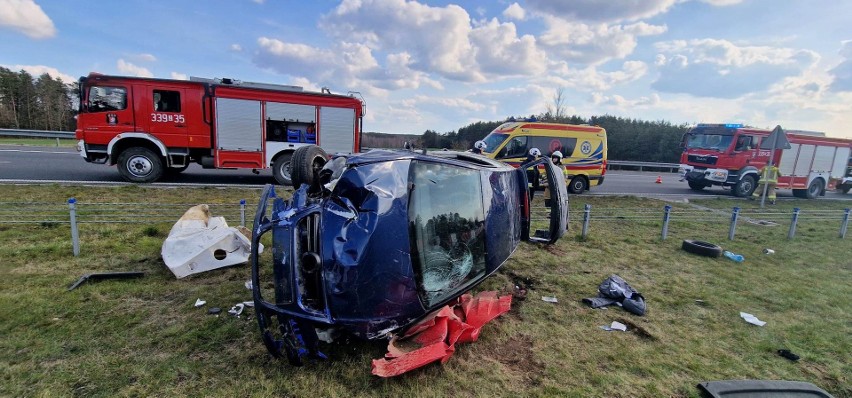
[{"xmin": 751, "ymin": 160, "xmax": 779, "ymax": 204}]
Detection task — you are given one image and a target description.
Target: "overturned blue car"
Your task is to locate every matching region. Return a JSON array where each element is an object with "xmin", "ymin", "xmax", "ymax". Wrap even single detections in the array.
[{"xmin": 251, "ymin": 146, "xmax": 568, "ymax": 365}]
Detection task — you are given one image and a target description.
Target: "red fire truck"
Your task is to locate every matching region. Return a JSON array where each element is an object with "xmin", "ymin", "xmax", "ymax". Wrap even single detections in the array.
[
  {"xmin": 679, "ymin": 124, "xmax": 852, "ymax": 198},
  {"xmin": 75, "ymin": 73, "xmax": 365, "ymax": 184}
]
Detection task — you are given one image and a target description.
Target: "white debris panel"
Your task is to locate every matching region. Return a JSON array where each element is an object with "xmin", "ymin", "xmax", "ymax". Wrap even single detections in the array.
[{"xmin": 162, "ymin": 204, "xmax": 262, "ymax": 278}]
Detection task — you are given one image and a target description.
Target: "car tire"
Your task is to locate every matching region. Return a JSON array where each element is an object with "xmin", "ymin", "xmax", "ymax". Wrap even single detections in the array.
[
  {"xmin": 568, "ymin": 176, "xmax": 587, "ymax": 194},
  {"xmin": 842, "ymin": 186, "xmax": 851, "ymax": 194},
  {"xmin": 805, "ymin": 178, "xmax": 823, "ymax": 199},
  {"xmin": 688, "ymin": 181, "xmax": 707, "ymax": 191},
  {"xmin": 272, "ymin": 153, "xmax": 293, "ymax": 186},
  {"xmin": 733, "ymin": 175, "xmax": 756, "ymax": 197},
  {"xmin": 291, "ymin": 145, "xmax": 328, "ymax": 192},
  {"xmin": 682, "ymin": 239, "xmax": 723, "ymax": 258},
  {"xmin": 117, "ymin": 147, "xmax": 163, "ymax": 183}
]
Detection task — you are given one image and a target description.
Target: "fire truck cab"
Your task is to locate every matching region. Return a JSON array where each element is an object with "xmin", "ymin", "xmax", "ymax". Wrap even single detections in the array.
[
  {"xmin": 679, "ymin": 123, "xmax": 852, "ymax": 198},
  {"xmin": 75, "ymin": 73, "xmax": 365, "ymax": 184}
]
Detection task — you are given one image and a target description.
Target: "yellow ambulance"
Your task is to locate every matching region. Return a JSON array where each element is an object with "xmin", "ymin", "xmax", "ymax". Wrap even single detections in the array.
[{"xmin": 480, "ymin": 121, "xmax": 607, "ymax": 193}]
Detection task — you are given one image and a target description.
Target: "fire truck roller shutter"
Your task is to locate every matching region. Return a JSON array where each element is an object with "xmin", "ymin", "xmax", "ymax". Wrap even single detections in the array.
[
  {"xmin": 266, "ymin": 102, "xmax": 315, "ymax": 123},
  {"xmin": 319, "ymin": 107, "xmax": 355, "ymax": 154},
  {"xmin": 215, "ymin": 98, "xmax": 262, "ymax": 152},
  {"xmin": 830, "ymin": 147, "xmax": 851, "ymax": 179}
]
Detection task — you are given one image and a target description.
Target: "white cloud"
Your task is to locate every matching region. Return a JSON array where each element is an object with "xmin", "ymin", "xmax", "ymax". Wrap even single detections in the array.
[
  {"xmin": 469, "ymin": 18, "xmax": 546, "ymax": 77},
  {"xmin": 540, "ymin": 18, "xmax": 667, "ymax": 65},
  {"xmin": 502, "ymin": 3, "xmax": 526, "ymax": 20},
  {"xmin": 652, "ymin": 39, "xmax": 819, "ymax": 98},
  {"xmin": 132, "ymin": 53, "xmax": 157, "ymax": 62},
  {"xmin": 170, "ymin": 72, "xmax": 188, "ymax": 80},
  {"xmin": 591, "ymin": 92, "xmax": 660, "ymax": 107},
  {"xmin": 829, "ymin": 40, "xmax": 852, "ymax": 92},
  {"xmin": 542, "ymin": 60, "xmax": 649, "ymax": 91},
  {"xmin": 0, "ymin": 0, "xmax": 56, "ymax": 39},
  {"xmin": 229, "ymin": 44, "xmax": 243, "ymax": 52},
  {"xmin": 117, "ymin": 59, "xmax": 153, "ymax": 78},
  {"xmin": 1, "ymin": 64, "xmax": 74, "ymax": 83},
  {"xmin": 699, "ymin": 0, "xmax": 743, "ymax": 5},
  {"xmin": 525, "ymin": 0, "xmax": 677, "ymax": 23}
]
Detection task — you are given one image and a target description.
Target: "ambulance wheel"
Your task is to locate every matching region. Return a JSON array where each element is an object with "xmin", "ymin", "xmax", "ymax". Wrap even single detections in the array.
[
  {"xmin": 117, "ymin": 147, "xmax": 163, "ymax": 183},
  {"xmin": 272, "ymin": 154, "xmax": 293, "ymax": 186},
  {"xmin": 681, "ymin": 239, "xmax": 723, "ymax": 258},
  {"xmin": 805, "ymin": 178, "xmax": 824, "ymax": 199},
  {"xmin": 568, "ymin": 176, "xmax": 587, "ymax": 194},
  {"xmin": 733, "ymin": 175, "xmax": 756, "ymax": 197},
  {"xmin": 291, "ymin": 145, "xmax": 328, "ymax": 193}
]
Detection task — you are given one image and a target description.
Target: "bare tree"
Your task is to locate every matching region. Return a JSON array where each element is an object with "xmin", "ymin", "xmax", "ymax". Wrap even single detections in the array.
[{"xmin": 544, "ymin": 87, "xmax": 566, "ymax": 121}]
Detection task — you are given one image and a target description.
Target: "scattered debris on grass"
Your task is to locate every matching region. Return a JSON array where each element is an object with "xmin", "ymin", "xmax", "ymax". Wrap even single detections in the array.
[
  {"xmin": 228, "ymin": 303, "xmax": 245, "ymax": 316},
  {"xmin": 740, "ymin": 312, "xmax": 766, "ymax": 326},
  {"xmin": 777, "ymin": 349, "xmax": 800, "ymax": 362},
  {"xmin": 67, "ymin": 271, "xmax": 145, "ymax": 291},
  {"xmin": 541, "ymin": 296, "xmax": 558, "ymax": 303},
  {"xmin": 207, "ymin": 307, "xmax": 221, "ymax": 315},
  {"xmin": 763, "ymin": 248, "xmax": 775, "ymax": 254},
  {"xmin": 583, "ymin": 274, "xmax": 646, "ymax": 316},
  {"xmin": 599, "ymin": 321, "xmax": 628, "ymax": 332},
  {"xmin": 194, "ymin": 299, "xmax": 206, "ymax": 307}
]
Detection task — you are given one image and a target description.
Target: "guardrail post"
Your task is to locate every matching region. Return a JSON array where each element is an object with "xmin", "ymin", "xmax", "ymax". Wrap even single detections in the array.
[
  {"xmin": 240, "ymin": 199, "xmax": 246, "ymax": 226},
  {"xmin": 68, "ymin": 198, "xmax": 80, "ymax": 256},
  {"xmin": 840, "ymin": 208, "xmax": 850, "ymax": 239},
  {"xmin": 728, "ymin": 206, "xmax": 739, "ymax": 240},
  {"xmin": 661, "ymin": 205, "xmax": 672, "ymax": 240},
  {"xmin": 582, "ymin": 204, "xmax": 591, "ymax": 239},
  {"xmin": 788, "ymin": 207, "xmax": 800, "ymax": 240}
]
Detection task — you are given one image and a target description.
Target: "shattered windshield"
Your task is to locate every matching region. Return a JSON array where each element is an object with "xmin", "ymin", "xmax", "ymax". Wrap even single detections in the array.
[
  {"xmin": 480, "ymin": 133, "xmax": 508, "ymax": 154},
  {"xmin": 408, "ymin": 161, "xmax": 487, "ymax": 307},
  {"xmin": 686, "ymin": 133, "xmax": 734, "ymax": 151}
]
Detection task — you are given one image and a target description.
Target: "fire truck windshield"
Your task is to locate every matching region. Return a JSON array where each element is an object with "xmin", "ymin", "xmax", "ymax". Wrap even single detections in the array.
[{"xmin": 686, "ymin": 133, "xmax": 734, "ymax": 152}]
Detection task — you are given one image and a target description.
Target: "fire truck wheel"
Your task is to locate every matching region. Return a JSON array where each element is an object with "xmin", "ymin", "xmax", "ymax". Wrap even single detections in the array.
[
  {"xmin": 272, "ymin": 154, "xmax": 293, "ymax": 186},
  {"xmin": 117, "ymin": 147, "xmax": 163, "ymax": 183},
  {"xmin": 805, "ymin": 178, "xmax": 824, "ymax": 199},
  {"xmin": 568, "ymin": 176, "xmax": 587, "ymax": 194},
  {"xmin": 291, "ymin": 145, "xmax": 328, "ymax": 192},
  {"xmin": 733, "ymin": 175, "xmax": 756, "ymax": 197},
  {"xmin": 681, "ymin": 239, "xmax": 723, "ymax": 258}
]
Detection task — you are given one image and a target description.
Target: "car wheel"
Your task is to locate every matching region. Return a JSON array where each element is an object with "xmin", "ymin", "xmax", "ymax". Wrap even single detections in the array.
[
  {"xmin": 682, "ymin": 239, "xmax": 723, "ymax": 258},
  {"xmin": 805, "ymin": 178, "xmax": 824, "ymax": 199},
  {"xmin": 272, "ymin": 153, "xmax": 293, "ymax": 186},
  {"xmin": 291, "ymin": 145, "xmax": 328, "ymax": 192},
  {"xmin": 842, "ymin": 186, "xmax": 851, "ymax": 194},
  {"xmin": 568, "ymin": 176, "xmax": 587, "ymax": 194},
  {"xmin": 117, "ymin": 147, "xmax": 163, "ymax": 183},
  {"xmin": 688, "ymin": 181, "xmax": 707, "ymax": 191},
  {"xmin": 733, "ymin": 175, "xmax": 756, "ymax": 197}
]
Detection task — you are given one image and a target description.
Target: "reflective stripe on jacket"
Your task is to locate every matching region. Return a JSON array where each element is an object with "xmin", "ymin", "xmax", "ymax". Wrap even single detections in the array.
[{"xmin": 760, "ymin": 165, "xmax": 779, "ymax": 184}]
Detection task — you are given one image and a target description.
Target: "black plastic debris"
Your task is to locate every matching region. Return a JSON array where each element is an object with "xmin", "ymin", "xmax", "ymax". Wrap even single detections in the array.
[
  {"xmin": 207, "ymin": 307, "xmax": 222, "ymax": 315},
  {"xmin": 67, "ymin": 271, "xmax": 145, "ymax": 291},
  {"xmin": 778, "ymin": 349, "xmax": 801, "ymax": 362},
  {"xmin": 582, "ymin": 274, "xmax": 646, "ymax": 316}
]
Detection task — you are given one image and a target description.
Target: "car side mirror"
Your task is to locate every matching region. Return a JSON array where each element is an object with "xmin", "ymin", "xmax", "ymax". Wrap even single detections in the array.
[{"xmin": 520, "ymin": 159, "xmax": 568, "ymax": 244}]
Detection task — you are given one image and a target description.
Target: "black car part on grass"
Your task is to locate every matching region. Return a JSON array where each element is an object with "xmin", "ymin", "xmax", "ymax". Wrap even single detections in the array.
[
  {"xmin": 583, "ymin": 274, "xmax": 646, "ymax": 316},
  {"xmin": 682, "ymin": 239, "xmax": 723, "ymax": 258},
  {"xmin": 67, "ymin": 271, "xmax": 145, "ymax": 291},
  {"xmin": 697, "ymin": 380, "xmax": 835, "ymax": 398}
]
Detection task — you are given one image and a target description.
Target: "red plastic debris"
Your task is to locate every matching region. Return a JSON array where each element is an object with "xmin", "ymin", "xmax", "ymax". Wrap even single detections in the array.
[{"xmin": 371, "ymin": 291, "xmax": 512, "ymax": 377}]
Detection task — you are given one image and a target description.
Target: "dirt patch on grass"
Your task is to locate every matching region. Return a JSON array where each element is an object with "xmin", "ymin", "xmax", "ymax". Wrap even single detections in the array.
[
  {"xmin": 492, "ymin": 334, "xmax": 543, "ymax": 384},
  {"xmin": 617, "ymin": 318, "xmax": 657, "ymax": 341},
  {"xmin": 499, "ymin": 270, "xmax": 540, "ymax": 317}
]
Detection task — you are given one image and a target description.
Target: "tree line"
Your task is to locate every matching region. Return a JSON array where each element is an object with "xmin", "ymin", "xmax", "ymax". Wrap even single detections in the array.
[{"xmin": 0, "ymin": 68, "xmax": 77, "ymax": 132}]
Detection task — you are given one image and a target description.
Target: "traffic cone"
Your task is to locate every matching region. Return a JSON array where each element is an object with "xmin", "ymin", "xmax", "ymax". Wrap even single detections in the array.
[{"xmin": 655, "ymin": 175, "xmax": 662, "ymax": 184}]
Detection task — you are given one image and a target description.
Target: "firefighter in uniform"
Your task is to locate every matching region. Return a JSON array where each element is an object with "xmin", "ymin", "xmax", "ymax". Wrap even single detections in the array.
[
  {"xmin": 470, "ymin": 140, "xmax": 487, "ymax": 155},
  {"xmin": 752, "ymin": 161, "xmax": 779, "ymax": 204},
  {"xmin": 543, "ymin": 151, "xmax": 566, "ymax": 207},
  {"xmin": 522, "ymin": 148, "xmax": 542, "ymax": 199}
]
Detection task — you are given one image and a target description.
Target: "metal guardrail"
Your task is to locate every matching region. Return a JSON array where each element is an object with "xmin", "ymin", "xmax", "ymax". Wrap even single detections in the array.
[
  {"xmin": 0, "ymin": 128, "xmax": 75, "ymax": 139},
  {"xmin": 607, "ymin": 160, "xmax": 680, "ymax": 172}
]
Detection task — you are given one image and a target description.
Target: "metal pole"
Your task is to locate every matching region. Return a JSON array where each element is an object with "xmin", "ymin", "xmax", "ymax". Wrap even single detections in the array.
[
  {"xmin": 582, "ymin": 204, "xmax": 591, "ymax": 239},
  {"xmin": 68, "ymin": 198, "xmax": 80, "ymax": 256},
  {"xmin": 55, "ymin": 137, "xmax": 60, "ymax": 147},
  {"xmin": 840, "ymin": 208, "xmax": 850, "ymax": 239},
  {"xmin": 728, "ymin": 206, "xmax": 740, "ymax": 240},
  {"xmin": 240, "ymin": 199, "xmax": 246, "ymax": 227},
  {"xmin": 661, "ymin": 205, "xmax": 672, "ymax": 240},
  {"xmin": 788, "ymin": 207, "xmax": 800, "ymax": 239}
]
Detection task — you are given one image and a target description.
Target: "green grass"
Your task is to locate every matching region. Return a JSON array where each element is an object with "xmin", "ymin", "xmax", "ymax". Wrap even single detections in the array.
[
  {"xmin": 0, "ymin": 137, "xmax": 76, "ymax": 147},
  {"xmin": 0, "ymin": 186, "xmax": 849, "ymax": 397}
]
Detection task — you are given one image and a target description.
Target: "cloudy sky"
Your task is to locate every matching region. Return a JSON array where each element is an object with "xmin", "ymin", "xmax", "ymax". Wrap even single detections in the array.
[{"xmin": 2, "ymin": 0, "xmax": 851, "ymax": 137}]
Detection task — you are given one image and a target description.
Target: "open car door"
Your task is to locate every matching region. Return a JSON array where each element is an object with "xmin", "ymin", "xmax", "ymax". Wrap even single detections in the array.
[{"xmin": 520, "ymin": 158, "xmax": 569, "ymax": 243}]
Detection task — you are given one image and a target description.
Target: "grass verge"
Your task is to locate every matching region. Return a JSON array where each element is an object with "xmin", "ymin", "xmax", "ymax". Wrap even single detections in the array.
[{"xmin": 0, "ymin": 185, "xmax": 849, "ymax": 397}]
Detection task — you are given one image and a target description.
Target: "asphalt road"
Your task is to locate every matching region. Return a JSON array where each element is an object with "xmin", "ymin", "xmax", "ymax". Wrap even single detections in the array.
[{"xmin": 1, "ymin": 145, "xmax": 850, "ymax": 201}]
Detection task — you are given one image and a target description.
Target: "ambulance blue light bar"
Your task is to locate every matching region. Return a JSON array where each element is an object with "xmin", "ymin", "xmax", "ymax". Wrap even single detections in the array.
[{"xmin": 696, "ymin": 123, "xmax": 743, "ymax": 128}]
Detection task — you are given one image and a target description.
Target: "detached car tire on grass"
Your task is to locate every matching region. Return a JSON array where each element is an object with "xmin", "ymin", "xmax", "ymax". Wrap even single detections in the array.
[
  {"xmin": 682, "ymin": 239, "xmax": 723, "ymax": 258},
  {"xmin": 250, "ymin": 146, "xmax": 569, "ymax": 365}
]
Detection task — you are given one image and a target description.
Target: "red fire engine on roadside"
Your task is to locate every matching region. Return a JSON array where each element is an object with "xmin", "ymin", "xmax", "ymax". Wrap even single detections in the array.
[
  {"xmin": 75, "ymin": 73, "xmax": 365, "ymax": 184},
  {"xmin": 679, "ymin": 123, "xmax": 852, "ymax": 198}
]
